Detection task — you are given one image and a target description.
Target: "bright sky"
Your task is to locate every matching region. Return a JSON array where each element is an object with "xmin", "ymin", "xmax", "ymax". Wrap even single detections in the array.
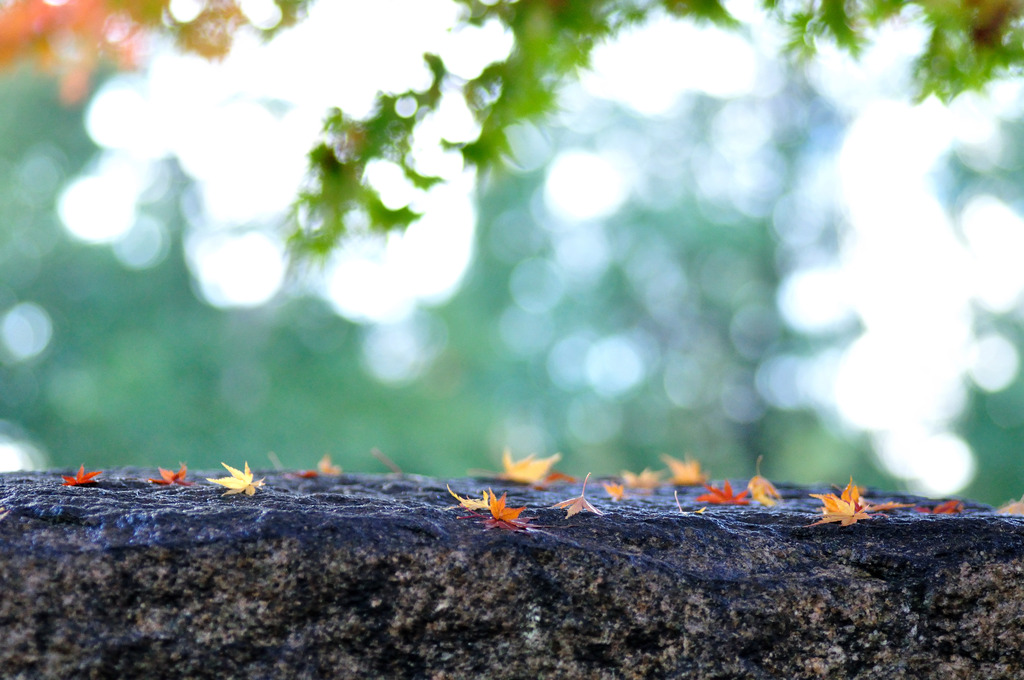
[{"xmin": 13, "ymin": 0, "xmax": 1024, "ymax": 494}]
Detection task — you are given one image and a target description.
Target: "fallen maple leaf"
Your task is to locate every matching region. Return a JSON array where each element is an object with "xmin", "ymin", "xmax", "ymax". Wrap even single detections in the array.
[
  {"xmin": 998, "ymin": 494, "xmax": 1024, "ymax": 515},
  {"xmin": 457, "ymin": 489, "xmax": 537, "ymax": 532},
  {"xmin": 914, "ymin": 500, "xmax": 964, "ymax": 514},
  {"xmin": 317, "ymin": 454, "xmax": 342, "ymax": 476},
  {"xmin": 603, "ymin": 482, "xmax": 626, "ymax": 501},
  {"xmin": 447, "ymin": 485, "xmax": 491, "ymax": 511},
  {"xmin": 498, "ymin": 449, "xmax": 561, "ymax": 484},
  {"xmin": 206, "ymin": 462, "xmax": 264, "ymax": 496},
  {"xmin": 747, "ymin": 458, "xmax": 780, "ymax": 507},
  {"xmin": 621, "ymin": 468, "xmax": 664, "ymax": 490},
  {"xmin": 148, "ymin": 464, "xmax": 194, "ymax": 486},
  {"xmin": 674, "ymin": 490, "xmax": 707, "ymax": 515},
  {"xmin": 809, "ymin": 478, "xmax": 911, "ymax": 526},
  {"xmin": 661, "ymin": 454, "xmax": 708, "ymax": 486},
  {"xmin": 696, "ymin": 480, "xmax": 750, "ymax": 505},
  {"xmin": 532, "ymin": 471, "xmax": 577, "ymax": 489},
  {"xmin": 809, "ymin": 480, "xmax": 868, "ymax": 526},
  {"xmin": 747, "ymin": 475, "xmax": 780, "ymax": 506},
  {"xmin": 550, "ymin": 473, "xmax": 604, "ymax": 518},
  {"xmin": 285, "ymin": 470, "xmax": 319, "ymax": 479},
  {"xmin": 62, "ymin": 464, "xmax": 102, "ymax": 486}
]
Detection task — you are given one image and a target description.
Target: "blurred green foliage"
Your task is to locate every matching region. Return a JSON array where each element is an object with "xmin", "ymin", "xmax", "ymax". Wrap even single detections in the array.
[
  {"xmin": 4, "ymin": 0, "xmax": 1024, "ymax": 505},
  {"xmin": 0, "ymin": 67, "xmax": 881, "ymax": 490}
]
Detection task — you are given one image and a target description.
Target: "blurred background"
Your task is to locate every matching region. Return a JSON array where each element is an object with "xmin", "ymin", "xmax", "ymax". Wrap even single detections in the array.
[{"xmin": 2, "ymin": 0, "xmax": 1024, "ymax": 503}]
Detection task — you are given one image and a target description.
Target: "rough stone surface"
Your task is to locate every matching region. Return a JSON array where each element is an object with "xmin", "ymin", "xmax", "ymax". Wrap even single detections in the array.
[{"xmin": 1, "ymin": 468, "xmax": 1022, "ymax": 679}]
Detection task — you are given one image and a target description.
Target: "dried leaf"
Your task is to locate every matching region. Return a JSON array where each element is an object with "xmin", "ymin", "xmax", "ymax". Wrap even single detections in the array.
[
  {"xmin": 809, "ymin": 480, "xmax": 869, "ymax": 526},
  {"xmin": 914, "ymin": 500, "xmax": 964, "ymax": 514},
  {"xmin": 747, "ymin": 476, "xmax": 780, "ymax": 506},
  {"xmin": 62, "ymin": 464, "xmax": 101, "ymax": 486},
  {"xmin": 747, "ymin": 457, "xmax": 780, "ymax": 506},
  {"xmin": 550, "ymin": 473, "xmax": 604, "ymax": 518},
  {"xmin": 998, "ymin": 495, "xmax": 1024, "ymax": 515},
  {"xmin": 447, "ymin": 485, "xmax": 491, "ymax": 511},
  {"xmin": 809, "ymin": 478, "xmax": 911, "ymax": 526},
  {"xmin": 481, "ymin": 490, "xmax": 536, "ymax": 531},
  {"xmin": 455, "ymin": 489, "xmax": 537, "ymax": 532},
  {"xmin": 488, "ymin": 490, "xmax": 526, "ymax": 522},
  {"xmin": 532, "ymin": 471, "xmax": 576, "ymax": 489},
  {"xmin": 661, "ymin": 454, "xmax": 708, "ymax": 486},
  {"xmin": 498, "ymin": 449, "xmax": 561, "ymax": 484},
  {"xmin": 674, "ymin": 490, "xmax": 707, "ymax": 515},
  {"xmin": 603, "ymin": 482, "xmax": 625, "ymax": 501},
  {"xmin": 206, "ymin": 462, "xmax": 264, "ymax": 496},
  {"xmin": 317, "ymin": 454, "xmax": 342, "ymax": 476},
  {"xmin": 621, "ymin": 468, "xmax": 664, "ymax": 490},
  {"xmin": 148, "ymin": 464, "xmax": 194, "ymax": 486},
  {"xmin": 696, "ymin": 480, "xmax": 750, "ymax": 505}
]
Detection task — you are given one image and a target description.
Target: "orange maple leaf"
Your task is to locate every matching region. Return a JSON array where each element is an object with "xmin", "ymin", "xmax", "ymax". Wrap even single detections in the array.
[
  {"xmin": 532, "ymin": 471, "xmax": 577, "ymax": 490},
  {"xmin": 696, "ymin": 480, "xmax": 750, "ymax": 505},
  {"xmin": 621, "ymin": 468, "xmax": 664, "ymax": 490},
  {"xmin": 914, "ymin": 500, "xmax": 964, "ymax": 514},
  {"xmin": 317, "ymin": 454, "xmax": 341, "ymax": 476},
  {"xmin": 147, "ymin": 464, "xmax": 194, "ymax": 486},
  {"xmin": 747, "ymin": 456, "xmax": 780, "ymax": 506},
  {"xmin": 661, "ymin": 454, "xmax": 708, "ymax": 485},
  {"xmin": 458, "ymin": 489, "xmax": 537, "ymax": 532},
  {"xmin": 285, "ymin": 470, "xmax": 319, "ymax": 479},
  {"xmin": 497, "ymin": 449, "xmax": 561, "ymax": 484},
  {"xmin": 747, "ymin": 475, "xmax": 781, "ymax": 506},
  {"xmin": 997, "ymin": 494, "xmax": 1024, "ymax": 515},
  {"xmin": 809, "ymin": 478, "xmax": 911, "ymax": 526},
  {"xmin": 62, "ymin": 464, "xmax": 102, "ymax": 486},
  {"xmin": 550, "ymin": 473, "xmax": 604, "ymax": 518},
  {"xmin": 603, "ymin": 482, "xmax": 626, "ymax": 501}
]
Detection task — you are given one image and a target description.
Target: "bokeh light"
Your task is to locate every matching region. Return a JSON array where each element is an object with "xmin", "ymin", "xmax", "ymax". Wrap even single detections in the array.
[{"xmin": 7, "ymin": 0, "xmax": 1024, "ymax": 499}]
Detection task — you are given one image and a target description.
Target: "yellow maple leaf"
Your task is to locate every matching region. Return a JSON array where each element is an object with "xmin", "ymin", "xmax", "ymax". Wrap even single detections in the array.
[
  {"xmin": 206, "ymin": 462, "xmax": 265, "ymax": 496},
  {"xmin": 498, "ymin": 449, "xmax": 561, "ymax": 484},
  {"xmin": 317, "ymin": 454, "xmax": 342, "ymax": 476},
  {"xmin": 809, "ymin": 478, "xmax": 911, "ymax": 526},
  {"xmin": 550, "ymin": 473, "xmax": 604, "ymax": 518},
  {"xmin": 447, "ymin": 485, "xmax": 491, "ymax": 511},
  {"xmin": 603, "ymin": 482, "xmax": 626, "ymax": 501},
  {"xmin": 674, "ymin": 490, "xmax": 707, "ymax": 515},
  {"xmin": 747, "ymin": 457, "xmax": 780, "ymax": 506},
  {"xmin": 661, "ymin": 454, "xmax": 708, "ymax": 485},
  {"xmin": 998, "ymin": 494, "xmax": 1024, "ymax": 515},
  {"xmin": 621, "ymin": 468, "xmax": 664, "ymax": 490},
  {"xmin": 809, "ymin": 479, "xmax": 869, "ymax": 526},
  {"xmin": 748, "ymin": 475, "xmax": 781, "ymax": 506}
]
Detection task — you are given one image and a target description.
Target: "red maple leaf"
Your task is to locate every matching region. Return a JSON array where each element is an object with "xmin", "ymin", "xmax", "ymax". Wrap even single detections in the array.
[
  {"xmin": 696, "ymin": 480, "xmax": 750, "ymax": 505},
  {"xmin": 914, "ymin": 499, "xmax": 964, "ymax": 514},
  {"xmin": 147, "ymin": 464, "xmax": 194, "ymax": 486},
  {"xmin": 62, "ymin": 464, "xmax": 102, "ymax": 486},
  {"xmin": 285, "ymin": 470, "xmax": 319, "ymax": 479}
]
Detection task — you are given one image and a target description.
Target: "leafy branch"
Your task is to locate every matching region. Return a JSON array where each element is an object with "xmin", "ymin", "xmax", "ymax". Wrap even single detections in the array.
[{"xmin": 1, "ymin": 0, "xmax": 1021, "ymax": 256}]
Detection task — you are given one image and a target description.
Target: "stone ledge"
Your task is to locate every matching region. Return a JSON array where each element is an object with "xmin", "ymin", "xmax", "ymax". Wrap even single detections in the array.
[{"xmin": 0, "ymin": 469, "xmax": 1021, "ymax": 679}]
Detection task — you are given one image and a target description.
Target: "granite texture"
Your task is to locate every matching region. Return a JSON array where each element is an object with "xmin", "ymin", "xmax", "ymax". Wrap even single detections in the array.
[{"xmin": 0, "ymin": 468, "xmax": 1022, "ymax": 679}]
